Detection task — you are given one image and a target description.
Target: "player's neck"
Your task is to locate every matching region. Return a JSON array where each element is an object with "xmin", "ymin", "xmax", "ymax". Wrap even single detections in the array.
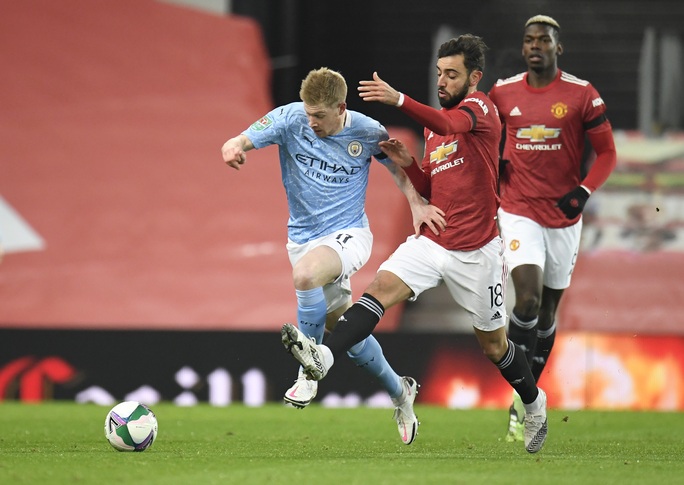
[
  {"xmin": 526, "ymin": 67, "xmax": 558, "ymax": 89},
  {"xmin": 331, "ymin": 112, "xmax": 347, "ymax": 136}
]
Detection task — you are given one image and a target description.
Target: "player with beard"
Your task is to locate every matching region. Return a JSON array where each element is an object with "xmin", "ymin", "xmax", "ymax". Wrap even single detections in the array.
[
  {"xmin": 281, "ymin": 35, "xmax": 548, "ymax": 453},
  {"xmin": 488, "ymin": 15, "xmax": 616, "ymax": 443}
]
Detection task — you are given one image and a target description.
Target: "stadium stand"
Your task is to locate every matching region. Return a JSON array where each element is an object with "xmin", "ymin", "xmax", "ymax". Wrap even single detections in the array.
[{"xmin": 0, "ymin": 0, "xmax": 414, "ymax": 330}]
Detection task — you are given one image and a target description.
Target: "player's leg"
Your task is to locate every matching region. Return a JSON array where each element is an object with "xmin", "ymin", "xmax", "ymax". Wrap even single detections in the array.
[
  {"xmin": 283, "ymin": 228, "xmax": 372, "ymax": 403},
  {"xmin": 328, "ymin": 262, "xmax": 422, "ymax": 443},
  {"xmin": 283, "ymin": 239, "xmax": 345, "ymax": 408},
  {"xmin": 509, "ymin": 264, "xmax": 543, "ymax": 364},
  {"xmin": 474, "ymin": 327, "xmax": 548, "ymax": 453},
  {"xmin": 292, "ymin": 245, "xmax": 343, "ymax": 343},
  {"xmin": 530, "ymin": 220, "xmax": 582, "ymax": 382},
  {"xmin": 506, "ymin": 264, "xmax": 543, "ymax": 441},
  {"xmin": 284, "ymin": 269, "xmax": 412, "ymax": 378},
  {"xmin": 283, "ymin": 236, "xmax": 438, "ymax": 444},
  {"xmin": 445, "ymin": 235, "xmax": 546, "ymax": 452},
  {"xmin": 532, "ymin": 286, "xmax": 563, "ymax": 382},
  {"xmin": 344, "ymin": 330, "xmax": 419, "ymax": 443},
  {"xmin": 325, "ymin": 304, "xmax": 403, "ymax": 404},
  {"xmin": 498, "ymin": 209, "xmax": 547, "ymax": 441},
  {"xmin": 326, "ymin": 291, "xmax": 420, "ymax": 444}
]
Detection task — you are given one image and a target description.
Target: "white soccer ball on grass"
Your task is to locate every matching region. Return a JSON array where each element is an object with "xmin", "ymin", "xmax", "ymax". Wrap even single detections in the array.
[{"xmin": 104, "ymin": 401, "xmax": 158, "ymax": 452}]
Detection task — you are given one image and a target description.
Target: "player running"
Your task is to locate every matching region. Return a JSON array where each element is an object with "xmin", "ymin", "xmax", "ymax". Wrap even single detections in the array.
[
  {"xmin": 221, "ymin": 67, "xmax": 444, "ymax": 444},
  {"xmin": 488, "ymin": 15, "xmax": 617, "ymax": 442}
]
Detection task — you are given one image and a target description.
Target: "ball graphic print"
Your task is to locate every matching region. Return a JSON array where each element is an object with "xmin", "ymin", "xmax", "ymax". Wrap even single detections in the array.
[{"xmin": 104, "ymin": 401, "xmax": 158, "ymax": 452}]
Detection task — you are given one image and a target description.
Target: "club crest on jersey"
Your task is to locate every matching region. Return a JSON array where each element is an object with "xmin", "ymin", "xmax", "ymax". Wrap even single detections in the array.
[
  {"xmin": 249, "ymin": 115, "xmax": 273, "ymax": 131},
  {"xmin": 551, "ymin": 102, "xmax": 568, "ymax": 119},
  {"xmin": 429, "ymin": 141, "xmax": 458, "ymax": 164},
  {"xmin": 347, "ymin": 141, "xmax": 363, "ymax": 157},
  {"xmin": 516, "ymin": 125, "xmax": 561, "ymax": 142}
]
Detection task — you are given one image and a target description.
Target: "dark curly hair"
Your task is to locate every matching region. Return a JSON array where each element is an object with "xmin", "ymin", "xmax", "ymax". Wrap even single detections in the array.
[{"xmin": 437, "ymin": 34, "xmax": 488, "ymax": 74}]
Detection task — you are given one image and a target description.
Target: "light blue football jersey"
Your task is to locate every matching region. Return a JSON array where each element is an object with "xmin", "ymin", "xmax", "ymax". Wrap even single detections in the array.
[{"xmin": 243, "ymin": 102, "xmax": 391, "ymax": 244}]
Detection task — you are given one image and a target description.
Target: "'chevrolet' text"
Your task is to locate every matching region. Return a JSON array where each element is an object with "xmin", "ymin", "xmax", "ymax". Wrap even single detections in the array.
[
  {"xmin": 431, "ymin": 157, "xmax": 464, "ymax": 176},
  {"xmin": 515, "ymin": 143, "xmax": 562, "ymax": 151}
]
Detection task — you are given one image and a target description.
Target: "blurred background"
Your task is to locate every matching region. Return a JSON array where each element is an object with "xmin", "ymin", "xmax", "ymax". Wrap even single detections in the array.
[{"xmin": 1, "ymin": 0, "xmax": 683, "ymax": 410}]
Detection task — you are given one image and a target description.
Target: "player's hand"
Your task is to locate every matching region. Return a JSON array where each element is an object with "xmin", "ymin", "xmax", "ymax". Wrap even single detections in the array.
[
  {"xmin": 411, "ymin": 202, "xmax": 446, "ymax": 237},
  {"xmin": 358, "ymin": 72, "xmax": 401, "ymax": 106},
  {"xmin": 221, "ymin": 141, "xmax": 247, "ymax": 170},
  {"xmin": 556, "ymin": 186, "xmax": 590, "ymax": 219},
  {"xmin": 379, "ymin": 138, "xmax": 413, "ymax": 167}
]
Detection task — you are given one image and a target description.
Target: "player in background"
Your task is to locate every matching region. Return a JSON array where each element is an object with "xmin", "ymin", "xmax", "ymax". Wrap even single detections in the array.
[
  {"xmin": 221, "ymin": 67, "xmax": 445, "ymax": 444},
  {"xmin": 488, "ymin": 15, "xmax": 617, "ymax": 442},
  {"xmin": 282, "ymin": 35, "xmax": 549, "ymax": 454}
]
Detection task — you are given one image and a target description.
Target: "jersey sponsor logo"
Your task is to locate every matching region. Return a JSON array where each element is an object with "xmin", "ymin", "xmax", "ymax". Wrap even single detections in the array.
[
  {"xmin": 463, "ymin": 96, "xmax": 489, "ymax": 115},
  {"xmin": 516, "ymin": 125, "xmax": 561, "ymax": 142},
  {"xmin": 249, "ymin": 115, "xmax": 273, "ymax": 131},
  {"xmin": 429, "ymin": 141, "xmax": 458, "ymax": 164},
  {"xmin": 592, "ymin": 97, "xmax": 605, "ymax": 108},
  {"xmin": 516, "ymin": 142, "xmax": 562, "ymax": 151},
  {"xmin": 516, "ymin": 124, "xmax": 562, "ymax": 151},
  {"xmin": 347, "ymin": 141, "xmax": 363, "ymax": 157},
  {"xmin": 296, "ymin": 153, "xmax": 362, "ymax": 184},
  {"xmin": 430, "ymin": 156, "xmax": 464, "ymax": 176},
  {"xmin": 551, "ymin": 102, "xmax": 568, "ymax": 119}
]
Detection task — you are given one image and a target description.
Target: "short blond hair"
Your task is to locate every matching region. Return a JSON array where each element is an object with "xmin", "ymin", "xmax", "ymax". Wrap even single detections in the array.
[
  {"xmin": 299, "ymin": 67, "xmax": 347, "ymax": 107},
  {"xmin": 525, "ymin": 15, "xmax": 561, "ymax": 31}
]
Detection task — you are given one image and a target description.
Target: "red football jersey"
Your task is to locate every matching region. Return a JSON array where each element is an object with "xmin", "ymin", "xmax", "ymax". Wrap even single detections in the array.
[
  {"xmin": 489, "ymin": 70, "xmax": 611, "ymax": 228},
  {"xmin": 401, "ymin": 91, "xmax": 501, "ymax": 251}
]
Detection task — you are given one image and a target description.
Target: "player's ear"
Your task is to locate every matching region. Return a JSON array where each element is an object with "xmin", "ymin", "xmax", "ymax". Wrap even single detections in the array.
[
  {"xmin": 338, "ymin": 102, "xmax": 347, "ymax": 115},
  {"xmin": 557, "ymin": 42, "xmax": 564, "ymax": 56},
  {"xmin": 470, "ymin": 70, "xmax": 483, "ymax": 86}
]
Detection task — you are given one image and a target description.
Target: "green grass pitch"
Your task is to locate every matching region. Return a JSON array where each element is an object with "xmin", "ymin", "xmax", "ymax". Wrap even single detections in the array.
[{"xmin": 1, "ymin": 402, "xmax": 682, "ymax": 484}]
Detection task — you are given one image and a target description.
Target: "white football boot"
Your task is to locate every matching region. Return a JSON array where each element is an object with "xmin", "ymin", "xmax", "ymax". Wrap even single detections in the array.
[
  {"xmin": 524, "ymin": 388, "xmax": 548, "ymax": 453},
  {"xmin": 391, "ymin": 376, "xmax": 419, "ymax": 445},
  {"xmin": 283, "ymin": 369, "xmax": 318, "ymax": 408},
  {"xmin": 281, "ymin": 323, "xmax": 333, "ymax": 380}
]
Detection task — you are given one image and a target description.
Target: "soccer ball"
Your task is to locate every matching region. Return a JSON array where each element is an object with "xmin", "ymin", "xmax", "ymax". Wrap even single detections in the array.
[{"xmin": 104, "ymin": 401, "xmax": 158, "ymax": 452}]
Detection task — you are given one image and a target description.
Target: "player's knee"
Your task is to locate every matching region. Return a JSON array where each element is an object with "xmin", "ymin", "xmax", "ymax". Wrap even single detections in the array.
[
  {"xmin": 292, "ymin": 266, "xmax": 317, "ymax": 290},
  {"xmin": 480, "ymin": 338, "xmax": 507, "ymax": 363},
  {"xmin": 514, "ymin": 291, "xmax": 541, "ymax": 319}
]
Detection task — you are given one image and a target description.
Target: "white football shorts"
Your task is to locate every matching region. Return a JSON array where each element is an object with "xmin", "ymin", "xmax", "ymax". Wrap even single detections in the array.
[
  {"xmin": 378, "ymin": 235, "xmax": 508, "ymax": 332},
  {"xmin": 497, "ymin": 208, "xmax": 582, "ymax": 290},
  {"xmin": 286, "ymin": 227, "xmax": 373, "ymax": 313}
]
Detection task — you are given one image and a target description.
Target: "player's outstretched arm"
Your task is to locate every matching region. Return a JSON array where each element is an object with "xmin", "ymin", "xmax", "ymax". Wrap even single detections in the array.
[
  {"xmin": 221, "ymin": 134, "xmax": 254, "ymax": 170},
  {"xmin": 358, "ymin": 72, "xmax": 401, "ymax": 106},
  {"xmin": 360, "ymin": 72, "xmax": 472, "ymax": 136}
]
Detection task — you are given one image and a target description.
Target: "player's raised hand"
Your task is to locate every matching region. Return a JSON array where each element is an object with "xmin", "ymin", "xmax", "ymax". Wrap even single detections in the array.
[
  {"xmin": 379, "ymin": 138, "xmax": 413, "ymax": 167},
  {"xmin": 358, "ymin": 72, "xmax": 401, "ymax": 106}
]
